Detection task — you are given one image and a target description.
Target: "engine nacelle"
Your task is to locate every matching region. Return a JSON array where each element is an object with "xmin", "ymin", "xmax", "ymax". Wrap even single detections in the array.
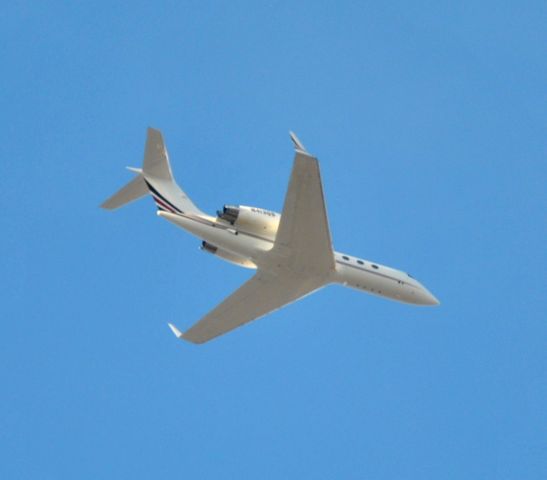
[
  {"xmin": 201, "ymin": 241, "xmax": 256, "ymax": 269},
  {"xmin": 217, "ymin": 205, "xmax": 280, "ymax": 240}
]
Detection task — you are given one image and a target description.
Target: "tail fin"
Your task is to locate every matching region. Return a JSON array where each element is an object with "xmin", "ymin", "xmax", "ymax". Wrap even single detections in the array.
[
  {"xmin": 101, "ymin": 128, "xmax": 203, "ymax": 215},
  {"xmin": 142, "ymin": 128, "xmax": 174, "ymax": 181}
]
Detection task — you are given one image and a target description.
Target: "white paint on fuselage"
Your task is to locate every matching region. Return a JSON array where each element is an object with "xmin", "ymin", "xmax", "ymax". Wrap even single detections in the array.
[
  {"xmin": 331, "ymin": 253, "xmax": 438, "ymax": 305},
  {"xmin": 158, "ymin": 210, "xmax": 439, "ymax": 306}
]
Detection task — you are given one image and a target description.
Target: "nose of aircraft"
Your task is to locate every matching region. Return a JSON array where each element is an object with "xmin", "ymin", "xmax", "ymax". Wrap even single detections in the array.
[{"xmin": 420, "ymin": 288, "xmax": 440, "ymax": 306}]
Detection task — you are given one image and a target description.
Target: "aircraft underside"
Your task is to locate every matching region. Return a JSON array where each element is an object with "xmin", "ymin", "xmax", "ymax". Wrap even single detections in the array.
[{"xmin": 102, "ymin": 128, "xmax": 438, "ymax": 344}]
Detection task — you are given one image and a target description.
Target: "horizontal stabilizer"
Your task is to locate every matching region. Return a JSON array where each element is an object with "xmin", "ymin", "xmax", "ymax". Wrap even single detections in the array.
[{"xmin": 100, "ymin": 174, "xmax": 147, "ymax": 210}]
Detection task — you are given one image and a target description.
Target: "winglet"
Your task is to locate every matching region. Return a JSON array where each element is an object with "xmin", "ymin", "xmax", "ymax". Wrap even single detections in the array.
[
  {"xmin": 289, "ymin": 131, "xmax": 309, "ymax": 154},
  {"xmin": 167, "ymin": 322, "xmax": 184, "ymax": 339}
]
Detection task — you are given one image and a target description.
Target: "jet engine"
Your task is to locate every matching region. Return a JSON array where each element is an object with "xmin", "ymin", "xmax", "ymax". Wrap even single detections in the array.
[
  {"xmin": 200, "ymin": 241, "xmax": 256, "ymax": 269},
  {"xmin": 217, "ymin": 205, "xmax": 280, "ymax": 240}
]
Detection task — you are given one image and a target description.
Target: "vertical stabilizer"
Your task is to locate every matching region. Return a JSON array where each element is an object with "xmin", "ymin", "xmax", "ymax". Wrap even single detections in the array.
[
  {"xmin": 101, "ymin": 128, "xmax": 204, "ymax": 215},
  {"xmin": 143, "ymin": 128, "xmax": 174, "ymax": 181}
]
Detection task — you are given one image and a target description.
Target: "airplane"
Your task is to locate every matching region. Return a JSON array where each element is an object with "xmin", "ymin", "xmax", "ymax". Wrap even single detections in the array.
[{"xmin": 101, "ymin": 128, "xmax": 439, "ymax": 344}]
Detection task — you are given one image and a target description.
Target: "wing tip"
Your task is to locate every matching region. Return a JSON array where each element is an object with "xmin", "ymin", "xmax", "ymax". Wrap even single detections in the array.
[
  {"xmin": 167, "ymin": 323, "xmax": 207, "ymax": 344},
  {"xmin": 289, "ymin": 131, "xmax": 309, "ymax": 154},
  {"xmin": 167, "ymin": 322, "xmax": 183, "ymax": 339}
]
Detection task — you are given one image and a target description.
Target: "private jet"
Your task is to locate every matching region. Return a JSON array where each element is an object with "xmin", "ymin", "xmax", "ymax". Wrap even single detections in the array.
[{"xmin": 102, "ymin": 129, "xmax": 439, "ymax": 344}]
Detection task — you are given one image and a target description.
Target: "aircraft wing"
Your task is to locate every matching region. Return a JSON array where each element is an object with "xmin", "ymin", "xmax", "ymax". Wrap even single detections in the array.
[
  {"xmin": 272, "ymin": 133, "xmax": 335, "ymax": 275},
  {"xmin": 170, "ymin": 271, "xmax": 324, "ymax": 344},
  {"xmin": 168, "ymin": 132, "xmax": 334, "ymax": 344}
]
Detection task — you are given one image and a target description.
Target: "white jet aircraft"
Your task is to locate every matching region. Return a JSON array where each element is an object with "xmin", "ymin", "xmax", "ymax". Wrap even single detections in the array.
[{"xmin": 102, "ymin": 128, "xmax": 439, "ymax": 344}]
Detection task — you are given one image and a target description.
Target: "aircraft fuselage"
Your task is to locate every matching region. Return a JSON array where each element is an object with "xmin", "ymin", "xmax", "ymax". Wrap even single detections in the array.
[{"xmin": 158, "ymin": 209, "xmax": 439, "ymax": 306}]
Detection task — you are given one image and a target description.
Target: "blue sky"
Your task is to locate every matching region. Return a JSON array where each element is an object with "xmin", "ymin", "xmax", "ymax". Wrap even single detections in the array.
[{"xmin": 2, "ymin": 2, "xmax": 546, "ymax": 478}]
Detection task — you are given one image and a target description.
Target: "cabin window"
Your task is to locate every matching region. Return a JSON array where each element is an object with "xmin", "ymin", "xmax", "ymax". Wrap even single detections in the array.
[
  {"xmin": 342, "ymin": 256, "xmax": 349, "ymax": 261},
  {"xmin": 357, "ymin": 260, "xmax": 364, "ymax": 265},
  {"xmin": 372, "ymin": 264, "xmax": 379, "ymax": 269}
]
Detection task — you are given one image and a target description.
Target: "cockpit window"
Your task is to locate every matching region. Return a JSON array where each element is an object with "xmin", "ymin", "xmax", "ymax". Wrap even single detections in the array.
[{"xmin": 407, "ymin": 273, "xmax": 413, "ymax": 278}]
